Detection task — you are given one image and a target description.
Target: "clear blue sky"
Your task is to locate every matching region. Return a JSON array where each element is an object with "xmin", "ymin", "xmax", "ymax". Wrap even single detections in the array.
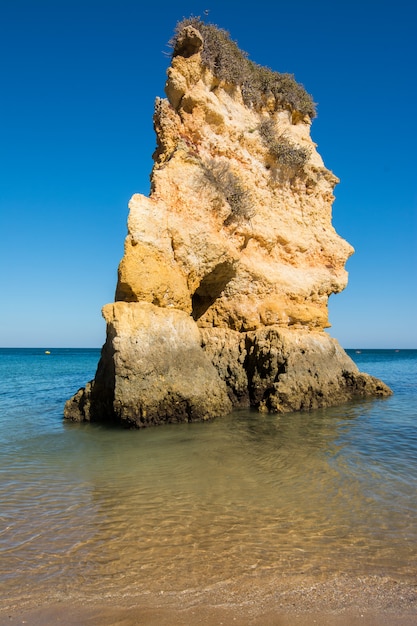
[{"xmin": 1, "ymin": 0, "xmax": 416, "ymax": 348}]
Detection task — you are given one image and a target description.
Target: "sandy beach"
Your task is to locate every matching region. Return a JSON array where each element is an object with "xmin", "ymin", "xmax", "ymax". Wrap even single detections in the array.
[
  {"xmin": 2, "ymin": 574, "xmax": 416, "ymax": 626},
  {"xmin": 3, "ymin": 605, "xmax": 417, "ymax": 626}
]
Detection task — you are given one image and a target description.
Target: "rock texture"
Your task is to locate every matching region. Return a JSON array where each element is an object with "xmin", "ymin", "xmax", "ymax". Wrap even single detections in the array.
[{"xmin": 65, "ymin": 21, "xmax": 391, "ymax": 427}]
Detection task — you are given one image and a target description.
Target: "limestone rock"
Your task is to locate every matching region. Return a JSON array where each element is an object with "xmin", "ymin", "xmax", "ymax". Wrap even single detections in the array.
[
  {"xmin": 201, "ymin": 327, "xmax": 391, "ymax": 412},
  {"xmin": 65, "ymin": 302, "xmax": 231, "ymax": 427},
  {"xmin": 65, "ymin": 19, "xmax": 391, "ymax": 427}
]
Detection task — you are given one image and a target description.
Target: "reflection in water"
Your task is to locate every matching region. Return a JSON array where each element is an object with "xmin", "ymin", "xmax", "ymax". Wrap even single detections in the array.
[{"xmin": 1, "ymin": 401, "xmax": 416, "ymax": 609}]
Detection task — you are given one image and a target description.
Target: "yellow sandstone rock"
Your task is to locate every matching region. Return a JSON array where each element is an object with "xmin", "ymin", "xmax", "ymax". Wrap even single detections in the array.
[{"xmin": 65, "ymin": 19, "xmax": 391, "ymax": 427}]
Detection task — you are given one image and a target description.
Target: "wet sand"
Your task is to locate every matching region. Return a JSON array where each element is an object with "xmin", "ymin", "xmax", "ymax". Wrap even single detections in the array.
[
  {"xmin": 3, "ymin": 605, "xmax": 417, "ymax": 626},
  {"xmin": 2, "ymin": 575, "xmax": 416, "ymax": 626}
]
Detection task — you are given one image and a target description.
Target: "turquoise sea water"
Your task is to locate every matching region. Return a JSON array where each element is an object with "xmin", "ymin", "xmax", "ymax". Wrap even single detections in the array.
[{"xmin": 0, "ymin": 347, "xmax": 416, "ymax": 611}]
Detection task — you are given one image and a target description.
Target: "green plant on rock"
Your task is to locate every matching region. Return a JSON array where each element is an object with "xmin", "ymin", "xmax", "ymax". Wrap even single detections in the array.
[
  {"xmin": 170, "ymin": 17, "xmax": 316, "ymax": 119},
  {"xmin": 259, "ymin": 119, "xmax": 310, "ymax": 169}
]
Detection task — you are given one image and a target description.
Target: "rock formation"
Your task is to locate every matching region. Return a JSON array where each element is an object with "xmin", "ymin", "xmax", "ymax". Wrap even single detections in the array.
[{"xmin": 65, "ymin": 19, "xmax": 391, "ymax": 427}]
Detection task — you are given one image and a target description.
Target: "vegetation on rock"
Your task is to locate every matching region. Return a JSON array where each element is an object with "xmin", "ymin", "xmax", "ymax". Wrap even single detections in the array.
[
  {"xmin": 200, "ymin": 158, "xmax": 253, "ymax": 223},
  {"xmin": 258, "ymin": 119, "xmax": 310, "ymax": 168},
  {"xmin": 170, "ymin": 17, "xmax": 316, "ymax": 119}
]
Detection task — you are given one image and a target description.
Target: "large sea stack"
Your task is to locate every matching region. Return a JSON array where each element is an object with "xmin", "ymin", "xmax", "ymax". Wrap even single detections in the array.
[{"xmin": 65, "ymin": 19, "xmax": 391, "ymax": 427}]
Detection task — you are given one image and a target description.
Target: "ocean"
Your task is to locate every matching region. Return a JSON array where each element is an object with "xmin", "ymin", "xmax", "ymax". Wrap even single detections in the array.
[{"xmin": 0, "ymin": 347, "xmax": 416, "ymax": 615}]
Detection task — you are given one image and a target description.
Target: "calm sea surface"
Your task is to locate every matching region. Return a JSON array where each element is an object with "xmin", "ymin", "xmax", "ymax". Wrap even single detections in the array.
[{"xmin": 0, "ymin": 347, "xmax": 416, "ymax": 611}]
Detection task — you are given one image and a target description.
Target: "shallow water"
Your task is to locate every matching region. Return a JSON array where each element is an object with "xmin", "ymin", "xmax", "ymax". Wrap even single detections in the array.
[{"xmin": 0, "ymin": 348, "xmax": 416, "ymax": 609}]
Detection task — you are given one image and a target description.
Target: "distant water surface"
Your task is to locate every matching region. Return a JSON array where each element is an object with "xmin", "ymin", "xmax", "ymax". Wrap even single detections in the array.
[{"xmin": 0, "ymin": 347, "xmax": 416, "ymax": 610}]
